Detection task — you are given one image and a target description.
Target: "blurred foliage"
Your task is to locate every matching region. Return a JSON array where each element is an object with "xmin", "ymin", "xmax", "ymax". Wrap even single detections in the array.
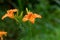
[{"xmin": 0, "ymin": 0, "xmax": 60, "ymax": 40}]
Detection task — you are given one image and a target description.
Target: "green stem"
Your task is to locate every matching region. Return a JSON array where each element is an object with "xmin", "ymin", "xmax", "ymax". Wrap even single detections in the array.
[
  {"xmin": 28, "ymin": 22, "xmax": 32, "ymax": 38},
  {"xmin": 26, "ymin": 8, "xmax": 29, "ymax": 13}
]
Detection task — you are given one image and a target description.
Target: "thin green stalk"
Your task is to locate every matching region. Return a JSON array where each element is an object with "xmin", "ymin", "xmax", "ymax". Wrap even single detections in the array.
[{"xmin": 28, "ymin": 22, "xmax": 32, "ymax": 38}]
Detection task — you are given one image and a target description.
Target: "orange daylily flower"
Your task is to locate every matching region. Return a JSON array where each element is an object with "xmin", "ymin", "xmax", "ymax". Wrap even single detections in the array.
[
  {"xmin": 0, "ymin": 31, "xmax": 7, "ymax": 40},
  {"xmin": 22, "ymin": 12, "xmax": 42, "ymax": 24},
  {"xmin": 2, "ymin": 9, "xmax": 18, "ymax": 20}
]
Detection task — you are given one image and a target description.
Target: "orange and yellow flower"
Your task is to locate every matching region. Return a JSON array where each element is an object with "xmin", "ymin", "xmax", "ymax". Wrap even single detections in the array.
[
  {"xmin": 0, "ymin": 31, "xmax": 7, "ymax": 40},
  {"xmin": 0, "ymin": 31, "xmax": 7, "ymax": 37},
  {"xmin": 22, "ymin": 12, "xmax": 42, "ymax": 24},
  {"xmin": 2, "ymin": 9, "xmax": 18, "ymax": 20}
]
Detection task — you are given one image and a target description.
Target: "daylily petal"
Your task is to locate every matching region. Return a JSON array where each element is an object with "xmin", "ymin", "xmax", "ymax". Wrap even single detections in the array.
[
  {"xmin": 2, "ymin": 14, "xmax": 8, "ymax": 20},
  {"xmin": 2, "ymin": 9, "xmax": 18, "ymax": 20},
  {"xmin": 23, "ymin": 11, "xmax": 41, "ymax": 23},
  {"xmin": 22, "ymin": 12, "xmax": 33, "ymax": 22},
  {"xmin": 0, "ymin": 31, "xmax": 7, "ymax": 37},
  {"xmin": 29, "ymin": 15, "xmax": 35, "ymax": 24},
  {"xmin": 22, "ymin": 11, "xmax": 42, "ymax": 24},
  {"xmin": 0, "ymin": 31, "xmax": 7, "ymax": 40},
  {"xmin": 22, "ymin": 15, "xmax": 29, "ymax": 22},
  {"xmin": 34, "ymin": 13, "xmax": 42, "ymax": 18}
]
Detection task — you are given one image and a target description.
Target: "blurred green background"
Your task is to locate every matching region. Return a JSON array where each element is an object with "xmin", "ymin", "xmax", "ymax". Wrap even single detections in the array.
[{"xmin": 0, "ymin": 0, "xmax": 60, "ymax": 40}]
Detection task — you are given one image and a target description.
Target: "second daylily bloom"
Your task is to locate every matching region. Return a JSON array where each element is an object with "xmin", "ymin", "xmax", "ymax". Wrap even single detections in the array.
[
  {"xmin": 22, "ymin": 12, "xmax": 42, "ymax": 24},
  {"xmin": 0, "ymin": 31, "xmax": 7, "ymax": 40},
  {"xmin": 2, "ymin": 9, "xmax": 18, "ymax": 20}
]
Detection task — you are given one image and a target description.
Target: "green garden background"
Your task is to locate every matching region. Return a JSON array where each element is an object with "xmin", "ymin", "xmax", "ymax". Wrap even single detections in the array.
[{"xmin": 0, "ymin": 0, "xmax": 60, "ymax": 40}]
